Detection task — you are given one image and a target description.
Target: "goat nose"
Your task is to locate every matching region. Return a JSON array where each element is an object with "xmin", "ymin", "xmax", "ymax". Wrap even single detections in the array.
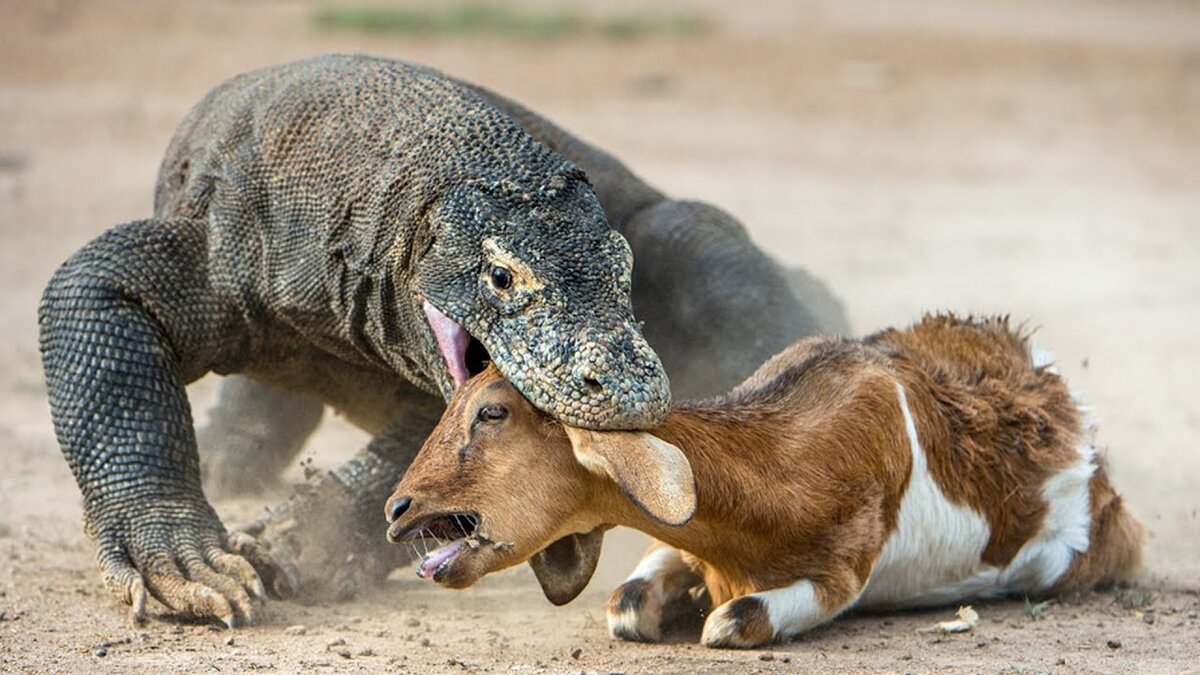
[{"xmin": 386, "ymin": 496, "xmax": 412, "ymax": 523}]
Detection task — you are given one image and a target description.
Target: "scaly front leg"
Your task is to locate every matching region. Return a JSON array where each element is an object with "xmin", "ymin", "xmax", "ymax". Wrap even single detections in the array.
[
  {"xmin": 40, "ymin": 218, "xmax": 292, "ymax": 626},
  {"xmin": 606, "ymin": 543, "xmax": 703, "ymax": 642}
]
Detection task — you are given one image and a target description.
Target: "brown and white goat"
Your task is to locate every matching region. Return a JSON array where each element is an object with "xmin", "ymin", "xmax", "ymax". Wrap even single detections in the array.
[{"xmin": 385, "ymin": 315, "xmax": 1143, "ymax": 648}]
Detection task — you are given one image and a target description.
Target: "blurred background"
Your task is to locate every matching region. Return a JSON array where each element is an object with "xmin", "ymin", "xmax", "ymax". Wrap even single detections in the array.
[{"xmin": 1, "ymin": 0, "xmax": 1197, "ymax": 664}]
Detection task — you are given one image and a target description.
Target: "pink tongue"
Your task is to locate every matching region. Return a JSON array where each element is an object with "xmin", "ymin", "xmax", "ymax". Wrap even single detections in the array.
[
  {"xmin": 423, "ymin": 301, "xmax": 471, "ymax": 387},
  {"xmin": 417, "ymin": 540, "xmax": 465, "ymax": 579}
]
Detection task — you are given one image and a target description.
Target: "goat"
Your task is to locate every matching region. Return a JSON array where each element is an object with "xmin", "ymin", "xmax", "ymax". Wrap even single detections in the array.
[{"xmin": 385, "ymin": 314, "xmax": 1143, "ymax": 648}]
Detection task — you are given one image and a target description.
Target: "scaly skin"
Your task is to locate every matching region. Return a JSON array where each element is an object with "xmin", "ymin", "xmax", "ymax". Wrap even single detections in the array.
[
  {"xmin": 41, "ymin": 55, "xmax": 676, "ymax": 626},
  {"xmin": 40, "ymin": 218, "xmax": 291, "ymax": 625},
  {"xmin": 190, "ymin": 59, "xmax": 850, "ymax": 603}
]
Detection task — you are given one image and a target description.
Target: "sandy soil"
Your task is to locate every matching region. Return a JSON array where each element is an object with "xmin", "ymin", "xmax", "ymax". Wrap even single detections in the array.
[{"xmin": 2, "ymin": 0, "xmax": 1199, "ymax": 672}]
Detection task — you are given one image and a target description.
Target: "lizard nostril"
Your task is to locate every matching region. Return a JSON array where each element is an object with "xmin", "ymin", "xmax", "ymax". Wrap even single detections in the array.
[
  {"xmin": 387, "ymin": 496, "xmax": 412, "ymax": 523},
  {"xmin": 581, "ymin": 375, "xmax": 603, "ymax": 395}
]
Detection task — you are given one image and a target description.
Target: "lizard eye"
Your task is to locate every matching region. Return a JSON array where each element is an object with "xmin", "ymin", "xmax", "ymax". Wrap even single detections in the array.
[
  {"xmin": 489, "ymin": 265, "xmax": 513, "ymax": 291},
  {"xmin": 476, "ymin": 404, "xmax": 508, "ymax": 422}
]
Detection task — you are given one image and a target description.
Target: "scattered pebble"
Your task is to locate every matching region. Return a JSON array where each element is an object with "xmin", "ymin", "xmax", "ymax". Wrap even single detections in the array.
[
  {"xmin": 570, "ymin": 647, "xmax": 582, "ymax": 659},
  {"xmin": 335, "ymin": 647, "xmax": 352, "ymax": 659},
  {"xmin": 94, "ymin": 649, "xmax": 107, "ymax": 658},
  {"xmin": 1056, "ymin": 658, "xmax": 1067, "ymax": 666},
  {"xmin": 1107, "ymin": 639, "xmax": 1122, "ymax": 649},
  {"xmin": 758, "ymin": 653, "xmax": 775, "ymax": 661},
  {"xmin": 406, "ymin": 618, "xmax": 421, "ymax": 627},
  {"xmin": 285, "ymin": 625, "xmax": 307, "ymax": 636},
  {"xmin": 99, "ymin": 637, "xmax": 131, "ymax": 649},
  {"xmin": 225, "ymin": 635, "xmax": 235, "ymax": 647},
  {"xmin": 326, "ymin": 637, "xmax": 346, "ymax": 648},
  {"xmin": 420, "ymin": 638, "xmax": 431, "ymax": 647},
  {"xmin": 357, "ymin": 648, "xmax": 374, "ymax": 657}
]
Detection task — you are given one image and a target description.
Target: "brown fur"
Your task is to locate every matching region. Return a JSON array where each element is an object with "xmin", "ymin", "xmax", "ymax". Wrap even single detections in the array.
[
  {"xmin": 868, "ymin": 316, "xmax": 1089, "ymax": 566},
  {"xmin": 388, "ymin": 314, "xmax": 1143, "ymax": 647},
  {"xmin": 1053, "ymin": 465, "xmax": 1145, "ymax": 592}
]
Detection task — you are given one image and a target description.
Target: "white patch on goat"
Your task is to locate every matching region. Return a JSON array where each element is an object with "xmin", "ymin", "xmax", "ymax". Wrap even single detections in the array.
[
  {"xmin": 999, "ymin": 445, "xmax": 1095, "ymax": 592},
  {"xmin": 704, "ymin": 578, "xmax": 860, "ymax": 646},
  {"xmin": 761, "ymin": 578, "xmax": 860, "ymax": 638},
  {"xmin": 998, "ymin": 407, "xmax": 1097, "ymax": 592},
  {"xmin": 857, "ymin": 383, "xmax": 998, "ymax": 609},
  {"xmin": 858, "ymin": 381, "xmax": 1098, "ymax": 609},
  {"xmin": 628, "ymin": 545, "xmax": 683, "ymax": 582},
  {"xmin": 1001, "ymin": 342, "xmax": 1098, "ymax": 591}
]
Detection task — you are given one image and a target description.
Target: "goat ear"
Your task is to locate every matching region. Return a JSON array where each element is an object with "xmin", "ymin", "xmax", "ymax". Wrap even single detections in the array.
[
  {"xmin": 564, "ymin": 427, "xmax": 696, "ymax": 527},
  {"xmin": 528, "ymin": 526, "xmax": 607, "ymax": 605}
]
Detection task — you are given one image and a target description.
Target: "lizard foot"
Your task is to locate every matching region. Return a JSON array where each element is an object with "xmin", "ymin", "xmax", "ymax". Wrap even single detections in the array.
[{"xmin": 90, "ymin": 497, "xmax": 294, "ymax": 628}]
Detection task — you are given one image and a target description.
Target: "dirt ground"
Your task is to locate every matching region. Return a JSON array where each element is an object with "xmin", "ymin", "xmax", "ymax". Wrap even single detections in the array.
[{"xmin": 2, "ymin": 0, "xmax": 1199, "ymax": 672}]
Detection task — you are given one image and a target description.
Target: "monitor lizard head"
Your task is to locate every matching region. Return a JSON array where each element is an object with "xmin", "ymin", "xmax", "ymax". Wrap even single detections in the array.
[{"xmin": 415, "ymin": 172, "xmax": 670, "ymax": 430}]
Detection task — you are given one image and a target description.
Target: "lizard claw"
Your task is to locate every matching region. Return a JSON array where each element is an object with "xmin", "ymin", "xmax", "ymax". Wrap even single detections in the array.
[
  {"xmin": 130, "ymin": 577, "xmax": 147, "ymax": 626},
  {"xmin": 89, "ymin": 501, "xmax": 291, "ymax": 627},
  {"xmin": 229, "ymin": 531, "xmax": 297, "ymax": 600}
]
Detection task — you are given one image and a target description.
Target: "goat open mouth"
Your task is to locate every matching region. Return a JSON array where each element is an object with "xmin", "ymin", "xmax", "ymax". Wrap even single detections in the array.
[
  {"xmin": 393, "ymin": 512, "xmax": 481, "ymax": 580},
  {"xmin": 423, "ymin": 301, "xmax": 491, "ymax": 388}
]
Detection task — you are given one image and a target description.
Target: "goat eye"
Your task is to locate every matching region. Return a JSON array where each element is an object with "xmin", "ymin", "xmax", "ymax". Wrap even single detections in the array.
[
  {"xmin": 489, "ymin": 266, "xmax": 513, "ymax": 291},
  {"xmin": 477, "ymin": 404, "xmax": 508, "ymax": 422}
]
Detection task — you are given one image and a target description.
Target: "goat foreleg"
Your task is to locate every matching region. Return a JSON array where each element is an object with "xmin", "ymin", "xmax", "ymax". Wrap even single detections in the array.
[
  {"xmin": 606, "ymin": 543, "xmax": 701, "ymax": 642},
  {"xmin": 701, "ymin": 576, "xmax": 862, "ymax": 648}
]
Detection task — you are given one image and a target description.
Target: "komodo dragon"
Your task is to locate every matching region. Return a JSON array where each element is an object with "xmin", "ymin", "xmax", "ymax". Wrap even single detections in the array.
[
  {"xmin": 196, "ymin": 68, "xmax": 849, "ymax": 495},
  {"xmin": 40, "ymin": 54, "xmax": 848, "ymax": 627}
]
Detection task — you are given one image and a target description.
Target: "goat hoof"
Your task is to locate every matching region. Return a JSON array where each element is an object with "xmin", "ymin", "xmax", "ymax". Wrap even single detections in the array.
[
  {"xmin": 605, "ymin": 579, "xmax": 663, "ymax": 642},
  {"xmin": 701, "ymin": 596, "xmax": 775, "ymax": 649}
]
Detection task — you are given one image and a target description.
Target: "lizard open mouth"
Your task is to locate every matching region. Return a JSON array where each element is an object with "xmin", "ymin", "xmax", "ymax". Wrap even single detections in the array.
[
  {"xmin": 423, "ymin": 301, "xmax": 491, "ymax": 388},
  {"xmin": 388, "ymin": 512, "xmax": 481, "ymax": 581}
]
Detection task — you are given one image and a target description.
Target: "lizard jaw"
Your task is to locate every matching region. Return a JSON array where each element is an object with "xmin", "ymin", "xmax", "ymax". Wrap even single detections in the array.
[{"xmin": 423, "ymin": 301, "xmax": 489, "ymax": 390}]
